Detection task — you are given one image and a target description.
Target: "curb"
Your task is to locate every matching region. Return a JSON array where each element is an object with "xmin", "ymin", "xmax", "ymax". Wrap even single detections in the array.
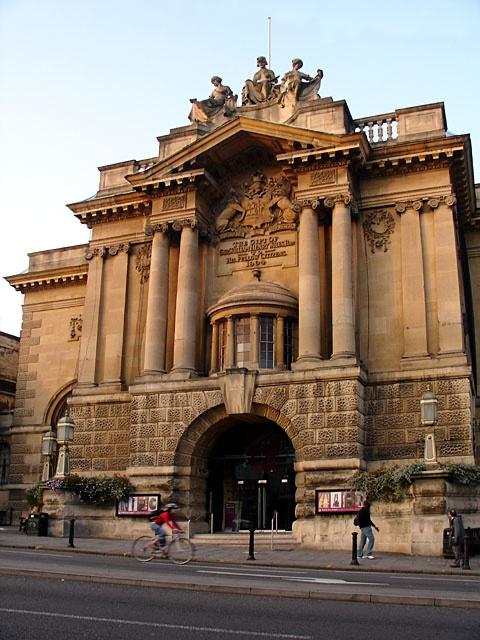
[
  {"xmin": 1, "ymin": 567, "xmax": 479, "ymax": 609},
  {"xmin": 1, "ymin": 542, "xmax": 479, "ymax": 577}
]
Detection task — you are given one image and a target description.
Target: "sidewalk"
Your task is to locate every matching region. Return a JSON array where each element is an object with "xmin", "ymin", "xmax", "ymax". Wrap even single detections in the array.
[{"xmin": 0, "ymin": 526, "xmax": 478, "ymax": 575}]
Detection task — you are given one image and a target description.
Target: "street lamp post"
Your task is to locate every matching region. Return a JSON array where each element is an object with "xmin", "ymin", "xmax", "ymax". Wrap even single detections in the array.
[
  {"xmin": 41, "ymin": 430, "xmax": 57, "ymax": 482},
  {"xmin": 420, "ymin": 388, "xmax": 438, "ymax": 463},
  {"xmin": 54, "ymin": 411, "xmax": 75, "ymax": 478}
]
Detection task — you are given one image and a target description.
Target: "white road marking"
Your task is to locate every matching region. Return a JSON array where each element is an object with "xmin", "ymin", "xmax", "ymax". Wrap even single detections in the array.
[
  {"xmin": 197, "ymin": 569, "xmax": 389, "ymax": 586},
  {"xmin": 0, "ymin": 607, "xmax": 311, "ymax": 639},
  {"xmin": 0, "ymin": 549, "xmax": 75, "ymax": 559}
]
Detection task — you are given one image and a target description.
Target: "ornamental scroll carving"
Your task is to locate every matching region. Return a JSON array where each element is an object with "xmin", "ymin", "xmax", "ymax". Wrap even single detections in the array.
[
  {"xmin": 215, "ymin": 173, "xmax": 300, "ymax": 239},
  {"xmin": 363, "ymin": 209, "xmax": 396, "ymax": 253},
  {"xmin": 135, "ymin": 243, "xmax": 152, "ymax": 284},
  {"xmin": 69, "ymin": 316, "xmax": 82, "ymax": 341}
]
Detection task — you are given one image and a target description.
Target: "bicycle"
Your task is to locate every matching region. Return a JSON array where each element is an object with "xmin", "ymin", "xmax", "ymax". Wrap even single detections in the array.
[{"xmin": 132, "ymin": 530, "xmax": 194, "ymax": 565}]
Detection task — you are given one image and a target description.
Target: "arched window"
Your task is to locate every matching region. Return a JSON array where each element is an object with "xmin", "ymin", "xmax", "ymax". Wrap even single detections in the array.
[{"xmin": 208, "ymin": 281, "xmax": 297, "ymax": 373}]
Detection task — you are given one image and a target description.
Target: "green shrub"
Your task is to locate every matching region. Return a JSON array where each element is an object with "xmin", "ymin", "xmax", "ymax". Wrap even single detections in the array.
[
  {"xmin": 47, "ymin": 474, "xmax": 133, "ymax": 506},
  {"xmin": 349, "ymin": 462, "xmax": 480, "ymax": 503},
  {"xmin": 25, "ymin": 482, "xmax": 44, "ymax": 508}
]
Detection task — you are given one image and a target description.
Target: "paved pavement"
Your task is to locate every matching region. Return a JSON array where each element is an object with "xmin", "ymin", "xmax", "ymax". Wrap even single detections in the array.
[{"xmin": 0, "ymin": 526, "xmax": 478, "ymax": 575}]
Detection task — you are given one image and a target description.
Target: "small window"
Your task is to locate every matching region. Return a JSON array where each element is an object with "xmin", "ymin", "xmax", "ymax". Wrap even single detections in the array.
[
  {"xmin": 218, "ymin": 320, "xmax": 227, "ymax": 370},
  {"xmin": 0, "ymin": 445, "xmax": 10, "ymax": 485},
  {"xmin": 235, "ymin": 318, "xmax": 251, "ymax": 367},
  {"xmin": 284, "ymin": 319, "xmax": 294, "ymax": 369},
  {"xmin": 259, "ymin": 316, "xmax": 275, "ymax": 369}
]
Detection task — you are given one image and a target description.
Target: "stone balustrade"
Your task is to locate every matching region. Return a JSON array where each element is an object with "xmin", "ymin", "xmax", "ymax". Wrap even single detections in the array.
[{"xmin": 354, "ymin": 112, "xmax": 398, "ymax": 143}]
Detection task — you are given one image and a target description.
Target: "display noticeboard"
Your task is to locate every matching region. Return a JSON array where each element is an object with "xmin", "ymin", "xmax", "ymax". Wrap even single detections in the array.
[
  {"xmin": 315, "ymin": 489, "xmax": 364, "ymax": 514},
  {"xmin": 116, "ymin": 494, "xmax": 161, "ymax": 517}
]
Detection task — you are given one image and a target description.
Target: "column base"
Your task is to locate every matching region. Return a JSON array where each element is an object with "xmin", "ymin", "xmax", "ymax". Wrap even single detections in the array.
[
  {"xmin": 168, "ymin": 368, "xmax": 198, "ymax": 380},
  {"xmin": 292, "ymin": 356, "xmax": 323, "ymax": 371}
]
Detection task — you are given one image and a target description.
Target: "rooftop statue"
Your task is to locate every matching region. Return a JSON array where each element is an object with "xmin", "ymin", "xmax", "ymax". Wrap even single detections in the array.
[
  {"xmin": 242, "ymin": 56, "xmax": 278, "ymax": 106},
  {"xmin": 189, "ymin": 76, "xmax": 237, "ymax": 123},
  {"xmin": 279, "ymin": 58, "xmax": 323, "ymax": 106}
]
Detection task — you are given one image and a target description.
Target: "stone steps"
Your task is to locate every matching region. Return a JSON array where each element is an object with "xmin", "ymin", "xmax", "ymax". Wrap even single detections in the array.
[{"xmin": 191, "ymin": 532, "xmax": 298, "ymax": 546}]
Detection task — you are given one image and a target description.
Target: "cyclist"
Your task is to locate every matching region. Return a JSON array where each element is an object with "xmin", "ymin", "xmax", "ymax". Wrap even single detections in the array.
[{"xmin": 150, "ymin": 502, "xmax": 183, "ymax": 555}]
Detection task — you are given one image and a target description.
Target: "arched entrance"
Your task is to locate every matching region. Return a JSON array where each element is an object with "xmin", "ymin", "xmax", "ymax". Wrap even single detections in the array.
[{"xmin": 207, "ymin": 416, "xmax": 295, "ymax": 532}]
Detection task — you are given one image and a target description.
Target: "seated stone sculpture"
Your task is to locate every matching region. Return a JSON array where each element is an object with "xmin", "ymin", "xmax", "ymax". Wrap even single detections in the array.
[
  {"xmin": 242, "ymin": 56, "xmax": 278, "ymax": 106},
  {"xmin": 189, "ymin": 76, "xmax": 236, "ymax": 123},
  {"xmin": 279, "ymin": 59, "xmax": 323, "ymax": 106}
]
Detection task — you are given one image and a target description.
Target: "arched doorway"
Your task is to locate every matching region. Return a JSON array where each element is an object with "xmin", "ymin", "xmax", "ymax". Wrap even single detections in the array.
[{"xmin": 207, "ymin": 416, "xmax": 295, "ymax": 532}]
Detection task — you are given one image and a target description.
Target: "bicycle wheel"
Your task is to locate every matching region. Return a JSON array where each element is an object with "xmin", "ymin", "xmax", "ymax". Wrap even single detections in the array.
[
  {"xmin": 132, "ymin": 536, "xmax": 155, "ymax": 562},
  {"xmin": 168, "ymin": 537, "xmax": 194, "ymax": 564},
  {"xmin": 25, "ymin": 519, "xmax": 38, "ymax": 536}
]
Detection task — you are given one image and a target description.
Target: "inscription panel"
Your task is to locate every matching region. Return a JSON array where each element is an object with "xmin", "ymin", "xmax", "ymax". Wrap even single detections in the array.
[{"xmin": 217, "ymin": 231, "xmax": 297, "ymax": 275}]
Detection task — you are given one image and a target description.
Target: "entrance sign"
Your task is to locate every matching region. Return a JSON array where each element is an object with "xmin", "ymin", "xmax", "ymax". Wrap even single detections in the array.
[
  {"xmin": 117, "ymin": 494, "xmax": 160, "ymax": 517},
  {"xmin": 316, "ymin": 489, "xmax": 364, "ymax": 514}
]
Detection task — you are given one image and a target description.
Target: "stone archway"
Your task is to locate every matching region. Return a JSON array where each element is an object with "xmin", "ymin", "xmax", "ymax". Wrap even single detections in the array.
[{"xmin": 174, "ymin": 402, "xmax": 300, "ymax": 533}]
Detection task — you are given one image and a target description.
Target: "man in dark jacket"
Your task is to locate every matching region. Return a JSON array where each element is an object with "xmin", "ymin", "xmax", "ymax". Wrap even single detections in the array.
[
  {"xmin": 356, "ymin": 500, "xmax": 379, "ymax": 559},
  {"xmin": 448, "ymin": 509, "xmax": 465, "ymax": 568}
]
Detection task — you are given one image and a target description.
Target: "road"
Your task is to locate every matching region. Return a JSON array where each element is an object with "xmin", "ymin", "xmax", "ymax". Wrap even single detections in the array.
[
  {"xmin": 0, "ymin": 546, "xmax": 479, "ymax": 607},
  {"xmin": 1, "ymin": 573, "xmax": 480, "ymax": 640}
]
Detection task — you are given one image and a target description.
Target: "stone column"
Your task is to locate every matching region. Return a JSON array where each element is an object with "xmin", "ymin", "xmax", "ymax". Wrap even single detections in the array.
[
  {"xmin": 103, "ymin": 244, "xmax": 129, "ymax": 385},
  {"xmin": 143, "ymin": 226, "xmax": 169, "ymax": 374},
  {"xmin": 396, "ymin": 200, "xmax": 428, "ymax": 358},
  {"xmin": 432, "ymin": 196, "xmax": 464, "ymax": 355},
  {"xmin": 226, "ymin": 316, "xmax": 235, "ymax": 369},
  {"xmin": 275, "ymin": 315, "xmax": 285, "ymax": 370},
  {"xmin": 329, "ymin": 194, "xmax": 355, "ymax": 358},
  {"xmin": 77, "ymin": 247, "xmax": 105, "ymax": 386},
  {"xmin": 171, "ymin": 222, "xmax": 199, "ymax": 376},
  {"xmin": 294, "ymin": 204, "xmax": 321, "ymax": 368},
  {"xmin": 210, "ymin": 321, "xmax": 219, "ymax": 374},
  {"xmin": 250, "ymin": 314, "xmax": 259, "ymax": 369}
]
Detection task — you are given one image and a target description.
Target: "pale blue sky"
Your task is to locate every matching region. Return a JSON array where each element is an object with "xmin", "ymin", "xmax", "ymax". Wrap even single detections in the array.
[{"xmin": 1, "ymin": 0, "xmax": 479, "ymax": 336}]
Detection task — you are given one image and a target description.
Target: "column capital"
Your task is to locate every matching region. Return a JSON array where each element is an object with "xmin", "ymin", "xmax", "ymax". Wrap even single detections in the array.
[
  {"xmin": 172, "ymin": 217, "xmax": 197, "ymax": 231},
  {"xmin": 107, "ymin": 243, "xmax": 130, "ymax": 257},
  {"xmin": 395, "ymin": 200, "xmax": 422, "ymax": 214},
  {"xmin": 323, "ymin": 192, "xmax": 352, "ymax": 209},
  {"xmin": 146, "ymin": 222, "xmax": 169, "ymax": 235},
  {"xmin": 85, "ymin": 246, "xmax": 106, "ymax": 260},
  {"xmin": 426, "ymin": 194, "xmax": 457, "ymax": 211}
]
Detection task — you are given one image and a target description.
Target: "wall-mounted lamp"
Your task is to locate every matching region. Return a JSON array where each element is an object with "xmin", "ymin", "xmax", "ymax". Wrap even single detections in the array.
[
  {"xmin": 41, "ymin": 430, "xmax": 57, "ymax": 482},
  {"xmin": 55, "ymin": 411, "xmax": 75, "ymax": 477},
  {"xmin": 420, "ymin": 388, "xmax": 438, "ymax": 463}
]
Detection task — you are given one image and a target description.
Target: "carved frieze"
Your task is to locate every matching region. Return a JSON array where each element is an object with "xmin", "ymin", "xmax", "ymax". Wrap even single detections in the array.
[
  {"xmin": 135, "ymin": 243, "xmax": 152, "ymax": 284},
  {"xmin": 69, "ymin": 316, "xmax": 83, "ymax": 341},
  {"xmin": 162, "ymin": 194, "xmax": 187, "ymax": 211},
  {"xmin": 215, "ymin": 172, "xmax": 300, "ymax": 239},
  {"xmin": 310, "ymin": 168, "xmax": 336, "ymax": 187},
  {"xmin": 363, "ymin": 209, "xmax": 396, "ymax": 253}
]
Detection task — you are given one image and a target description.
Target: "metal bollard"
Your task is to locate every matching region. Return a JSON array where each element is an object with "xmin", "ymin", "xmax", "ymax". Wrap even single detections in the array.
[
  {"xmin": 68, "ymin": 518, "xmax": 75, "ymax": 548},
  {"xmin": 463, "ymin": 527, "xmax": 471, "ymax": 570},
  {"xmin": 350, "ymin": 531, "xmax": 360, "ymax": 566},
  {"xmin": 247, "ymin": 526, "xmax": 256, "ymax": 561}
]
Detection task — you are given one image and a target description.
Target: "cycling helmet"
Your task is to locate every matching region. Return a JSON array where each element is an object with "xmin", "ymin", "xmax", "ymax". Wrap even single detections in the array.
[{"xmin": 165, "ymin": 502, "xmax": 179, "ymax": 510}]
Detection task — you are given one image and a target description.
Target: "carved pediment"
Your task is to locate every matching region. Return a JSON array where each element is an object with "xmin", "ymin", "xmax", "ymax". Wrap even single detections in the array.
[{"xmin": 215, "ymin": 172, "xmax": 300, "ymax": 239}]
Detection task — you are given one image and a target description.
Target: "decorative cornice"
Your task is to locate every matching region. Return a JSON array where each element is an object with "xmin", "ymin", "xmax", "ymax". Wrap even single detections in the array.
[
  {"xmin": 69, "ymin": 199, "xmax": 151, "ymax": 228},
  {"xmin": 6, "ymin": 266, "xmax": 88, "ymax": 292}
]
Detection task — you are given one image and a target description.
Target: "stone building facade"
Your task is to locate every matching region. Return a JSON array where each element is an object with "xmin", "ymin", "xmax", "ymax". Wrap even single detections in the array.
[
  {"xmin": 0, "ymin": 331, "xmax": 19, "ymax": 522},
  {"xmin": 5, "ymin": 59, "xmax": 480, "ymax": 552}
]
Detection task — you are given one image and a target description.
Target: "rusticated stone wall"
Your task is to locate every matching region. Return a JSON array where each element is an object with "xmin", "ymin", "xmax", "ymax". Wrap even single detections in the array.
[
  {"xmin": 69, "ymin": 400, "xmax": 131, "ymax": 472},
  {"xmin": 365, "ymin": 377, "xmax": 473, "ymax": 461}
]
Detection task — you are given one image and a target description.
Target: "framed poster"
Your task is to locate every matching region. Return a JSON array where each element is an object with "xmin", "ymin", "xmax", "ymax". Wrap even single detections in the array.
[
  {"xmin": 315, "ymin": 489, "xmax": 364, "ymax": 514},
  {"xmin": 116, "ymin": 494, "xmax": 161, "ymax": 517}
]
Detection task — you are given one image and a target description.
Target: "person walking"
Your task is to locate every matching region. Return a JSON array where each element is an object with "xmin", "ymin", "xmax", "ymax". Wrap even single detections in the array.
[
  {"xmin": 448, "ymin": 509, "xmax": 465, "ymax": 568},
  {"xmin": 356, "ymin": 500, "xmax": 380, "ymax": 559}
]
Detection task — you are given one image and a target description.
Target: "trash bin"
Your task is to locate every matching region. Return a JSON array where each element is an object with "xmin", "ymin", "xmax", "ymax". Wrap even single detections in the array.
[{"xmin": 25, "ymin": 512, "xmax": 48, "ymax": 536}]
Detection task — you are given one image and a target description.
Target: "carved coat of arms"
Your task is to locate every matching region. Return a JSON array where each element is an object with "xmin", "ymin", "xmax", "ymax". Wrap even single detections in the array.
[{"xmin": 215, "ymin": 173, "xmax": 300, "ymax": 238}]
